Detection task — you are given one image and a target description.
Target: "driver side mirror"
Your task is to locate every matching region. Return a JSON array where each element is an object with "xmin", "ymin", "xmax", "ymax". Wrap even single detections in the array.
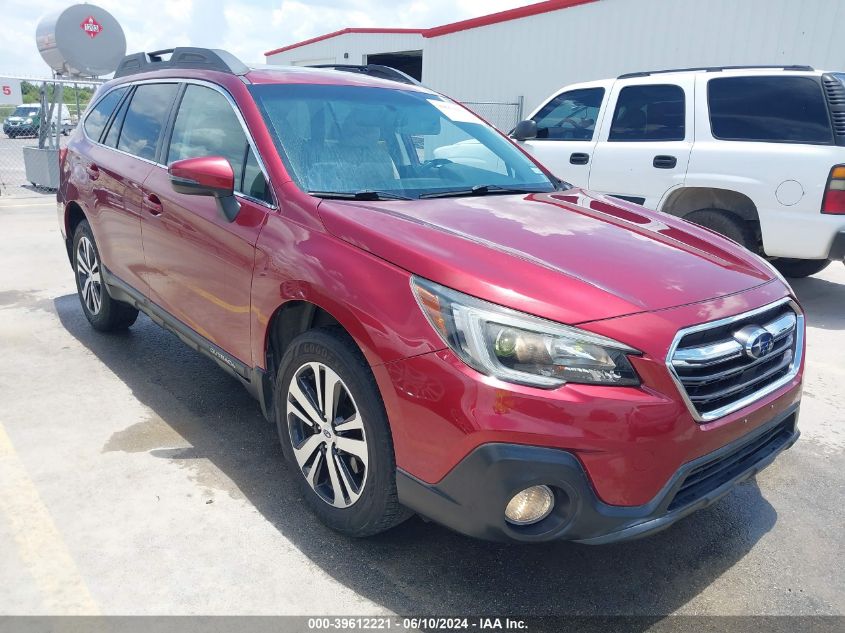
[
  {"xmin": 169, "ymin": 156, "xmax": 241, "ymax": 222},
  {"xmin": 511, "ymin": 119, "xmax": 538, "ymax": 141}
]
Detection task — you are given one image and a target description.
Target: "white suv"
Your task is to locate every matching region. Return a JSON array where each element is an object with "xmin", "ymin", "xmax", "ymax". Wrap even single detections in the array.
[{"xmin": 508, "ymin": 66, "xmax": 845, "ymax": 278}]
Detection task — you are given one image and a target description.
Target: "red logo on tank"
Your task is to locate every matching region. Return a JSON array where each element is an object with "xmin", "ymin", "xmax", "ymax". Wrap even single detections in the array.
[{"xmin": 80, "ymin": 16, "xmax": 103, "ymax": 39}]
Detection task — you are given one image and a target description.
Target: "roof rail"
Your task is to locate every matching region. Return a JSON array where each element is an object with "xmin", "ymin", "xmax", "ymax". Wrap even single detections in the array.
[
  {"xmin": 617, "ymin": 65, "xmax": 814, "ymax": 79},
  {"xmin": 114, "ymin": 47, "xmax": 250, "ymax": 78},
  {"xmin": 309, "ymin": 64, "xmax": 422, "ymax": 86}
]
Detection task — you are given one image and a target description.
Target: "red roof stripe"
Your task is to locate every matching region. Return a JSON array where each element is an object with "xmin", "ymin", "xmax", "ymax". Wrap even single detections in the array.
[
  {"xmin": 264, "ymin": 28, "xmax": 426, "ymax": 57},
  {"xmin": 263, "ymin": 0, "xmax": 600, "ymax": 57},
  {"xmin": 423, "ymin": 0, "xmax": 598, "ymax": 38}
]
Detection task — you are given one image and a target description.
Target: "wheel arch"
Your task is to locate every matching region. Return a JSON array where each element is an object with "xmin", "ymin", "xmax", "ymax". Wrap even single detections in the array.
[
  {"xmin": 660, "ymin": 186, "xmax": 760, "ymax": 224},
  {"xmin": 63, "ymin": 200, "xmax": 88, "ymax": 263}
]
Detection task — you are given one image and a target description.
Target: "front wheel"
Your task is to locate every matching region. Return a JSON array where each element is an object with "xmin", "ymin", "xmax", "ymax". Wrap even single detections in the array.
[
  {"xmin": 72, "ymin": 220, "xmax": 139, "ymax": 331},
  {"xmin": 772, "ymin": 258, "xmax": 831, "ymax": 279},
  {"xmin": 274, "ymin": 328, "xmax": 407, "ymax": 537}
]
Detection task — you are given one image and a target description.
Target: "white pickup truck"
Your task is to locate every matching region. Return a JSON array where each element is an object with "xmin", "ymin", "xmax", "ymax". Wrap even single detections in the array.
[{"xmin": 443, "ymin": 66, "xmax": 845, "ymax": 278}]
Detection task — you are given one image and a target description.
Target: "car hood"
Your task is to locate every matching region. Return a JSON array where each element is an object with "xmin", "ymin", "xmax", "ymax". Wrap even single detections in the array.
[{"xmin": 317, "ymin": 188, "xmax": 776, "ymax": 324}]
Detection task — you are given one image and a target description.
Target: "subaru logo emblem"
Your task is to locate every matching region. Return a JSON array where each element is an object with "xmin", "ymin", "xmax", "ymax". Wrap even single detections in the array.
[{"xmin": 733, "ymin": 326, "xmax": 775, "ymax": 359}]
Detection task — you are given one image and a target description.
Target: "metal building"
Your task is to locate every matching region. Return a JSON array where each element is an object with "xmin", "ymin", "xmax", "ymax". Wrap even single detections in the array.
[{"xmin": 265, "ymin": 0, "xmax": 845, "ymax": 130}]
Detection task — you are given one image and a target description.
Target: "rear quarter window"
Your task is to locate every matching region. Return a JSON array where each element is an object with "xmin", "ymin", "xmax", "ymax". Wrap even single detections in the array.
[
  {"xmin": 708, "ymin": 76, "xmax": 833, "ymax": 144},
  {"xmin": 83, "ymin": 87, "xmax": 127, "ymax": 142}
]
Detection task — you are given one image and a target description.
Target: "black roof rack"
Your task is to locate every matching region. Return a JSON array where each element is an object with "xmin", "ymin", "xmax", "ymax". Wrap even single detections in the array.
[
  {"xmin": 114, "ymin": 47, "xmax": 249, "ymax": 78},
  {"xmin": 617, "ymin": 65, "xmax": 814, "ymax": 79},
  {"xmin": 309, "ymin": 64, "xmax": 422, "ymax": 86}
]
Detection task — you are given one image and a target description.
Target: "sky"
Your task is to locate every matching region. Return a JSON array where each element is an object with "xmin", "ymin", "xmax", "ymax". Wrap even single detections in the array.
[{"xmin": 0, "ymin": 0, "xmax": 534, "ymax": 78}]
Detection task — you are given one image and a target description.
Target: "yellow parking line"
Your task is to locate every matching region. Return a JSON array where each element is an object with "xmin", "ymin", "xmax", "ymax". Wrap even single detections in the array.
[{"xmin": 0, "ymin": 423, "xmax": 100, "ymax": 614}]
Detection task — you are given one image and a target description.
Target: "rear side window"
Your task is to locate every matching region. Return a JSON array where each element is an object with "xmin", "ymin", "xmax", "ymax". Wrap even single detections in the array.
[
  {"xmin": 708, "ymin": 76, "xmax": 833, "ymax": 144},
  {"xmin": 117, "ymin": 83, "xmax": 179, "ymax": 161},
  {"xmin": 532, "ymin": 88, "xmax": 605, "ymax": 140},
  {"xmin": 609, "ymin": 84, "xmax": 685, "ymax": 141},
  {"xmin": 83, "ymin": 87, "xmax": 127, "ymax": 141}
]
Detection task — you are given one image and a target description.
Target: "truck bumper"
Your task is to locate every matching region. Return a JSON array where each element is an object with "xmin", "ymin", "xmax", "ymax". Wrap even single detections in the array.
[
  {"xmin": 397, "ymin": 404, "xmax": 799, "ymax": 544},
  {"xmin": 829, "ymin": 231, "xmax": 845, "ymax": 261}
]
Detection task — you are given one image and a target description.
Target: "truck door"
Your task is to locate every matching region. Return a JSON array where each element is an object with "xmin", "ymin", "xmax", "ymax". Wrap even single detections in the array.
[
  {"xmin": 588, "ymin": 75, "xmax": 694, "ymax": 209},
  {"xmin": 517, "ymin": 85, "xmax": 607, "ymax": 188}
]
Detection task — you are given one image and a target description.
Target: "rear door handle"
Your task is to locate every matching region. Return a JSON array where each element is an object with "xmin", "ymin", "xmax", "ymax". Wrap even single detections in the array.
[
  {"xmin": 143, "ymin": 193, "xmax": 163, "ymax": 216},
  {"xmin": 86, "ymin": 164, "xmax": 100, "ymax": 181},
  {"xmin": 570, "ymin": 152, "xmax": 590, "ymax": 165},
  {"xmin": 653, "ymin": 155, "xmax": 677, "ymax": 169}
]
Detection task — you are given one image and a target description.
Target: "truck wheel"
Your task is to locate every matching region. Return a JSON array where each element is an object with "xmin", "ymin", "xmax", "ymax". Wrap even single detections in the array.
[
  {"xmin": 274, "ymin": 328, "xmax": 408, "ymax": 537},
  {"xmin": 771, "ymin": 258, "xmax": 831, "ymax": 278},
  {"xmin": 72, "ymin": 220, "xmax": 139, "ymax": 332},
  {"xmin": 685, "ymin": 209, "xmax": 757, "ymax": 252}
]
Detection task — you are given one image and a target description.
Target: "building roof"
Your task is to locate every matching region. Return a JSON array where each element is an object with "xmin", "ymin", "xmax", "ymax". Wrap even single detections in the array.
[
  {"xmin": 264, "ymin": 28, "xmax": 425, "ymax": 57},
  {"xmin": 264, "ymin": 0, "xmax": 599, "ymax": 56}
]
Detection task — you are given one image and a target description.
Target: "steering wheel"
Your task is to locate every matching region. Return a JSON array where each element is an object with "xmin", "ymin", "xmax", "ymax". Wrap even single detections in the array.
[{"xmin": 421, "ymin": 158, "xmax": 454, "ymax": 170}]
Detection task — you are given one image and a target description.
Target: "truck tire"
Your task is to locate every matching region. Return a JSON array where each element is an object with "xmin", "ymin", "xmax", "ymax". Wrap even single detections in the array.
[
  {"xmin": 72, "ymin": 220, "xmax": 139, "ymax": 331},
  {"xmin": 685, "ymin": 209, "xmax": 757, "ymax": 252},
  {"xmin": 772, "ymin": 258, "xmax": 831, "ymax": 279},
  {"xmin": 274, "ymin": 327, "xmax": 408, "ymax": 537}
]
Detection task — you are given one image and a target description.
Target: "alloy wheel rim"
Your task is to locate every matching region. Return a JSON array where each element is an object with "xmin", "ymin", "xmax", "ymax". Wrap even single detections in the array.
[
  {"xmin": 286, "ymin": 362, "xmax": 368, "ymax": 508},
  {"xmin": 76, "ymin": 236, "xmax": 102, "ymax": 315}
]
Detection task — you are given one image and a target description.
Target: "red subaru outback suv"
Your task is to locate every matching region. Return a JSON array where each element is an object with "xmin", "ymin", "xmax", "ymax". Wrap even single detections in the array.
[{"xmin": 58, "ymin": 48, "xmax": 803, "ymax": 543}]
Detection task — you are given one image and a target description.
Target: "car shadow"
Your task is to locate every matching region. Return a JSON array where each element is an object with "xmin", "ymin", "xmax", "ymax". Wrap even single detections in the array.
[
  {"xmin": 55, "ymin": 294, "xmax": 778, "ymax": 622},
  {"xmin": 790, "ymin": 272, "xmax": 845, "ymax": 331}
]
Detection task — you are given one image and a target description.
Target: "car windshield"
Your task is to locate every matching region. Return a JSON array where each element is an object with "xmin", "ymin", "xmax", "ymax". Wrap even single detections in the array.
[
  {"xmin": 249, "ymin": 84, "xmax": 555, "ymax": 199},
  {"xmin": 11, "ymin": 106, "xmax": 39, "ymax": 117}
]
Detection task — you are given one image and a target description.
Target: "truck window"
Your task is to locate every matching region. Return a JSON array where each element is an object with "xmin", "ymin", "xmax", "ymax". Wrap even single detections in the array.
[
  {"xmin": 532, "ymin": 88, "xmax": 604, "ymax": 140},
  {"xmin": 708, "ymin": 76, "xmax": 832, "ymax": 144},
  {"xmin": 609, "ymin": 84, "xmax": 685, "ymax": 142}
]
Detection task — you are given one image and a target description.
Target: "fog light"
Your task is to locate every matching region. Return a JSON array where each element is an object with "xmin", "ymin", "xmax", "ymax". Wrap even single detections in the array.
[{"xmin": 504, "ymin": 485, "xmax": 554, "ymax": 525}]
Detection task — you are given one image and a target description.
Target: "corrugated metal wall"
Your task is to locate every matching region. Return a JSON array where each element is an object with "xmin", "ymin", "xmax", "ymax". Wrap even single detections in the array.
[
  {"xmin": 266, "ymin": 32, "xmax": 424, "ymax": 67},
  {"xmin": 422, "ymin": 0, "xmax": 845, "ymax": 113}
]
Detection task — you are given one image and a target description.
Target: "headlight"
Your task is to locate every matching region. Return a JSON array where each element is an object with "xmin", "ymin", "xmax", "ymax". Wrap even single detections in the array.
[
  {"xmin": 24, "ymin": 118, "xmax": 33, "ymax": 124},
  {"xmin": 411, "ymin": 277, "xmax": 640, "ymax": 388}
]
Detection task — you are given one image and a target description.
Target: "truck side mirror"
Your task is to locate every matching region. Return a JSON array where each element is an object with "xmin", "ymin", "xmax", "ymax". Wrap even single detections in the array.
[{"xmin": 512, "ymin": 120, "xmax": 538, "ymax": 141}]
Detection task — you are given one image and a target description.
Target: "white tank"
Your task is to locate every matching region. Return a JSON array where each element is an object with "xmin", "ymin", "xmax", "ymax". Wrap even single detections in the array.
[{"xmin": 36, "ymin": 4, "xmax": 126, "ymax": 77}]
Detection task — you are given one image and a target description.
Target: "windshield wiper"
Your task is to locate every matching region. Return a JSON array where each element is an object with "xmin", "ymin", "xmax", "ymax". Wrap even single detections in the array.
[
  {"xmin": 418, "ymin": 184, "xmax": 550, "ymax": 199},
  {"xmin": 308, "ymin": 189, "xmax": 413, "ymax": 201}
]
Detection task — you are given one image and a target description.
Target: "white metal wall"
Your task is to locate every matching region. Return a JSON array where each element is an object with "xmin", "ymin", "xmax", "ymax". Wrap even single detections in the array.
[
  {"xmin": 422, "ymin": 0, "xmax": 845, "ymax": 114},
  {"xmin": 266, "ymin": 32, "xmax": 424, "ymax": 67}
]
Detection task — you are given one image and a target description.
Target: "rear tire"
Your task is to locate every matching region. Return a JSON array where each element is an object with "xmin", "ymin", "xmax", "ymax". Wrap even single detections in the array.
[
  {"xmin": 685, "ymin": 209, "xmax": 757, "ymax": 252},
  {"xmin": 771, "ymin": 258, "xmax": 831, "ymax": 279},
  {"xmin": 274, "ymin": 328, "xmax": 407, "ymax": 537},
  {"xmin": 72, "ymin": 220, "xmax": 139, "ymax": 332}
]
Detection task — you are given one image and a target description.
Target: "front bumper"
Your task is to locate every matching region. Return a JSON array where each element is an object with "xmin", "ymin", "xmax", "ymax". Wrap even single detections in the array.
[
  {"xmin": 397, "ymin": 403, "xmax": 799, "ymax": 543},
  {"xmin": 4, "ymin": 124, "xmax": 37, "ymax": 136}
]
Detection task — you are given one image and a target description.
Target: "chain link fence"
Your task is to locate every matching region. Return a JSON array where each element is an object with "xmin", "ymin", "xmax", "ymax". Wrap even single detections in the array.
[
  {"xmin": 0, "ymin": 78, "xmax": 97, "ymax": 198},
  {"xmin": 461, "ymin": 97, "xmax": 524, "ymax": 133}
]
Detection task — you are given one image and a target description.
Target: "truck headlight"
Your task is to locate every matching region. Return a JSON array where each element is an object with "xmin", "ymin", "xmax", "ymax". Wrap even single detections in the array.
[
  {"xmin": 411, "ymin": 277, "xmax": 640, "ymax": 388},
  {"xmin": 24, "ymin": 118, "xmax": 33, "ymax": 124}
]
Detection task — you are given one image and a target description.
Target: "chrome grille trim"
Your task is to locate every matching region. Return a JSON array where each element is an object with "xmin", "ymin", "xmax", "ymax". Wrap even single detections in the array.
[{"xmin": 666, "ymin": 298, "xmax": 804, "ymax": 422}]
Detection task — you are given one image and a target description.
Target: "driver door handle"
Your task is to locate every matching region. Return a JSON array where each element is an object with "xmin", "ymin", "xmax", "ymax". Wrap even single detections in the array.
[
  {"xmin": 570, "ymin": 153, "xmax": 590, "ymax": 165},
  {"xmin": 143, "ymin": 193, "xmax": 163, "ymax": 216},
  {"xmin": 653, "ymin": 155, "xmax": 677, "ymax": 169}
]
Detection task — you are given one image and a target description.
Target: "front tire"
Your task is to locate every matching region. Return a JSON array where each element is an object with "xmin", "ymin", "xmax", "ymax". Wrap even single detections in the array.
[
  {"xmin": 72, "ymin": 220, "xmax": 139, "ymax": 331},
  {"xmin": 772, "ymin": 258, "xmax": 831, "ymax": 278},
  {"xmin": 274, "ymin": 328, "xmax": 406, "ymax": 537}
]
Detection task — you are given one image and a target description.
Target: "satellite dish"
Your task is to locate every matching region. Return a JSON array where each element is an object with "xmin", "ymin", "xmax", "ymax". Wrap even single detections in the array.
[{"xmin": 36, "ymin": 4, "xmax": 127, "ymax": 78}]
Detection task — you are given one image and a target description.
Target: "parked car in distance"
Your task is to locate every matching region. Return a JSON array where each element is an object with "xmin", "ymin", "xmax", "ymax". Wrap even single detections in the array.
[
  {"xmin": 58, "ymin": 48, "xmax": 803, "ymax": 544},
  {"xmin": 506, "ymin": 66, "xmax": 845, "ymax": 279},
  {"xmin": 4, "ymin": 103, "xmax": 72, "ymax": 138}
]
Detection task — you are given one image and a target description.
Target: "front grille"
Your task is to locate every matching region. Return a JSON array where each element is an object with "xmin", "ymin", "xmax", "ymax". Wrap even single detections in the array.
[
  {"xmin": 668, "ymin": 299, "xmax": 802, "ymax": 421},
  {"xmin": 667, "ymin": 415, "xmax": 796, "ymax": 511}
]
